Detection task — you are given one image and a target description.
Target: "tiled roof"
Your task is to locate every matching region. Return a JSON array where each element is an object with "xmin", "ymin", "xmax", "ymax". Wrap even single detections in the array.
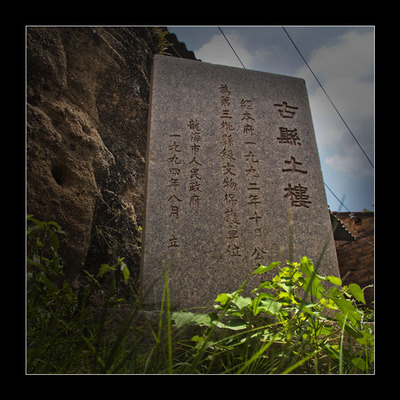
[
  {"xmin": 164, "ymin": 32, "xmax": 197, "ymax": 60},
  {"xmin": 330, "ymin": 213, "xmax": 356, "ymax": 241}
]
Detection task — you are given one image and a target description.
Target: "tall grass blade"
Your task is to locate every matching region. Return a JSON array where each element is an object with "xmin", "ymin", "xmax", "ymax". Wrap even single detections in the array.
[
  {"xmin": 27, "ymin": 216, "xmax": 374, "ymax": 375},
  {"xmin": 163, "ymin": 266, "xmax": 173, "ymax": 374},
  {"xmin": 339, "ymin": 313, "xmax": 348, "ymax": 374},
  {"xmin": 282, "ymin": 349, "xmax": 322, "ymax": 374},
  {"xmin": 235, "ymin": 337, "xmax": 276, "ymax": 374}
]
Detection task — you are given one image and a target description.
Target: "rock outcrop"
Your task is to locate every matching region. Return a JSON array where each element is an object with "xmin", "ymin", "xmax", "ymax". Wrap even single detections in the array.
[{"xmin": 27, "ymin": 27, "xmax": 195, "ymax": 283}]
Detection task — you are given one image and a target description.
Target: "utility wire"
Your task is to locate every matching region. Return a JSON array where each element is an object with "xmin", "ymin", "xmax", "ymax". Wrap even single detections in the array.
[
  {"xmin": 324, "ymin": 182, "xmax": 351, "ymax": 212},
  {"xmin": 282, "ymin": 26, "xmax": 374, "ymax": 169},
  {"xmin": 216, "ymin": 25, "xmax": 353, "ymax": 212},
  {"xmin": 218, "ymin": 27, "xmax": 246, "ymax": 69}
]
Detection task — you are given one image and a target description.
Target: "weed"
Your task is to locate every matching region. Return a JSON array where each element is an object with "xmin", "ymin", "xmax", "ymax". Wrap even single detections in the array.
[
  {"xmin": 150, "ymin": 27, "xmax": 172, "ymax": 55},
  {"xmin": 171, "ymin": 258, "xmax": 374, "ymax": 374},
  {"xmin": 26, "ymin": 216, "xmax": 373, "ymax": 374}
]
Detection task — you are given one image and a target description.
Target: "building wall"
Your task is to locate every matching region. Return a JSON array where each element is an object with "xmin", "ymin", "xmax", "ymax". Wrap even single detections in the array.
[{"xmin": 333, "ymin": 212, "xmax": 374, "ymax": 308}]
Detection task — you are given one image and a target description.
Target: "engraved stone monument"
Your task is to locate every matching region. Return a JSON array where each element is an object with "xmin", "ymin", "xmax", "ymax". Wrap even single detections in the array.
[{"xmin": 140, "ymin": 54, "xmax": 339, "ymax": 308}]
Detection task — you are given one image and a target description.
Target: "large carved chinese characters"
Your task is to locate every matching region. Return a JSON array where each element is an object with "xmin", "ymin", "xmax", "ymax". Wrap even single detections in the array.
[{"xmin": 141, "ymin": 55, "xmax": 339, "ymax": 308}]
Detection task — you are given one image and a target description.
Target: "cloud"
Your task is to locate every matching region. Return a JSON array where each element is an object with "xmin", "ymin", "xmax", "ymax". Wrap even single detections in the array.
[
  {"xmin": 307, "ymin": 30, "xmax": 374, "ymax": 82},
  {"xmin": 297, "ymin": 29, "xmax": 374, "ymax": 124},
  {"xmin": 194, "ymin": 30, "xmax": 276, "ymax": 71},
  {"xmin": 195, "ymin": 32, "xmax": 254, "ymax": 68},
  {"xmin": 325, "ymin": 147, "xmax": 374, "ymax": 178},
  {"xmin": 295, "ymin": 30, "xmax": 374, "ymax": 177}
]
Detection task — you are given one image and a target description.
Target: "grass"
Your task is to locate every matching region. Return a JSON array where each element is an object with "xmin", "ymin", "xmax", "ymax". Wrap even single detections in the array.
[{"xmin": 26, "ymin": 216, "xmax": 374, "ymax": 374}]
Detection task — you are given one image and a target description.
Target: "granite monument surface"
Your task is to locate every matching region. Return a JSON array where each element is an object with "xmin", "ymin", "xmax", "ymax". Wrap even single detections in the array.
[{"xmin": 141, "ymin": 54, "xmax": 339, "ymax": 308}]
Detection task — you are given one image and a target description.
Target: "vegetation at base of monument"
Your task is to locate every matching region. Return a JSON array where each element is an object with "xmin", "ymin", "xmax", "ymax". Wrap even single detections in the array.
[
  {"xmin": 27, "ymin": 216, "xmax": 374, "ymax": 374},
  {"xmin": 150, "ymin": 27, "xmax": 172, "ymax": 55}
]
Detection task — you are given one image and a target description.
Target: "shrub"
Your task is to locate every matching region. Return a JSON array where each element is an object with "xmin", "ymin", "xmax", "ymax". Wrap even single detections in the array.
[
  {"xmin": 171, "ymin": 258, "xmax": 374, "ymax": 374},
  {"xmin": 26, "ymin": 216, "xmax": 374, "ymax": 374}
]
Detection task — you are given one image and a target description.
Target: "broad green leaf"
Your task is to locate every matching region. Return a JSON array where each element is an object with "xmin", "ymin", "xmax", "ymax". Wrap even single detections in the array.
[
  {"xmin": 253, "ymin": 261, "xmax": 280, "ymax": 275},
  {"xmin": 327, "ymin": 286, "xmax": 341, "ymax": 298},
  {"xmin": 251, "ymin": 280, "xmax": 273, "ymax": 293},
  {"xmin": 325, "ymin": 275, "xmax": 342, "ymax": 286},
  {"xmin": 27, "ymin": 216, "xmax": 44, "ymax": 230},
  {"xmin": 355, "ymin": 328, "xmax": 374, "ymax": 346},
  {"xmin": 215, "ymin": 293, "xmax": 230, "ymax": 305},
  {"xmin": 255, "ymin": 297, "xmax": 283, "ymax": 316},
  {"xmin": 118, "ymin": 259, "xmax": 129, "ymax": 282},
  {"xmin": 233, "ymin": 295, "xmax": 251, "ymax": 309},
  {"xmin": 121, "ymin": 262, "xmax": 130, "ymax": 283},
  {"xmin": 48, "ymin": 220, "xmax": 62, "ymax": 231},
  {"xmin": 320, "ymin": 297, "xmax": 338, "ymax": 310},
  {"xmin": 334, "ymin": 298, "xmax": 363, "ymax": 329},
  {"xmin": 217, "ymin": 318, "xmax": 248, "ymax": 330},
  {"xmin": 302, "ymin": 303, "xmax": 328, "ymax": 320},
  {"xmin": 348, "ymin": 283, "xmax": 366, "ymax": 304},
  {"xmin": 172, "ymin": 311, "xmax": 198, "ymax": 327},
  {"xmin": 49, "ymin": 229, "xmax": 59, "ymax": 251},
  {"xmin": 299, "ymin": 257, "xmax": 314, "ymax": 276},
  {"xmin": 352, "ymin": 357, "xmax": 366, "ymax": 371},
  {"xmin": 97, "ymin": 264, "xmax": 111, "ymax": 277},
  {"xmin": 50, "ymin": 246, "xmax": 61, "ymax": 273},
  {"xmin": 38, "ymin": 275, "xmax": 58, "ymax": 293},
  {"xmin": 276, "ymin": 281, "xmax": 293, "ymax": 293},
  {"xmin": 278, "ymin": 292, "xmax": 299, "ymax": 308},
  {"xmin": 334, "ymin": 297, "xmax": 357, "ymax": 317},
  {"xmin": 172, "ymin": 311, "xmax": 215, "ymax": 328},
  {"xmin": 304, "ymin": 274, "xmax": 324, "ymax": 300}
]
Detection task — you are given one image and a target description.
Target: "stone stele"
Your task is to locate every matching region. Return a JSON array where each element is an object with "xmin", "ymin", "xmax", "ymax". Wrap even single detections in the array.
[{"xmin": 140, "ymin": 54, "xmax": 340, "ymax": 309}]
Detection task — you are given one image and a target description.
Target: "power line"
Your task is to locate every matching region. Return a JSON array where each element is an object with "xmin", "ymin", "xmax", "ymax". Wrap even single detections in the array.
[
  {"xmin": 216, "ymin": 26, "xmax": 353, "ymax": 212},
  {"xmin": 282, "ymin": 26, "xmax": 374, "ymax": 169},
  {"xmin": 218, "ymin": 27, "xmax": 246, "ymax": 69},
  {"xmin": 324, "ymin": 182, "xmax": 351, "ymax": 212}
]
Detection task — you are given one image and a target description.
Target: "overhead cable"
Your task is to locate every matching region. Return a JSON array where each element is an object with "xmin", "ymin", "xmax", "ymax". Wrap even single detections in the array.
[
  {"xmin": 282, "ymin": 26, "xmax": 374, "ymax": 169},
  {"xmin": 218, "ymin": 26, "xmax": 247, "ymax": 69},
  {"xmin": 216, "ymin": 26, "xmax": 354, "ymax": 211},
  {"xmin": 324, "ymin": 182, "xmax": 351, "ymax": 212}
]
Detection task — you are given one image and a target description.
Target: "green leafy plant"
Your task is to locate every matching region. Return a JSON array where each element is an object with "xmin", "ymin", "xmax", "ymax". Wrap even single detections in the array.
[
  {"xmin": 27, "ymin": 216, "xmax": 82, "ymax": 372},
  {"xmin": 27, "ymin": 215, "xmax": 74, "ymax": 311},
  {"xmin": 27, "ymin": 216, "xmax": 133, "ymax": 373},
  {"xmin": 150, "ymin": 27, "xmax": 172, "ymax": 55},
  {"xmin": 26, "ymin": 216, "xmax": 373, "ymax": 374},
  {"xmin": 97, "ymin": 258, "xmax": 130, "ymax": 291},
  {"xmin": 171, "ymin": 257, "xmax": 374, "ymax": 374}
]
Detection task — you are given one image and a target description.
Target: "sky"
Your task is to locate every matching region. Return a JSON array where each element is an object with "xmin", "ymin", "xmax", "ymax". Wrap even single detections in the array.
[{"xmin": 167, "ymin": 26, "xmax": 374, "ymax": 212}]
